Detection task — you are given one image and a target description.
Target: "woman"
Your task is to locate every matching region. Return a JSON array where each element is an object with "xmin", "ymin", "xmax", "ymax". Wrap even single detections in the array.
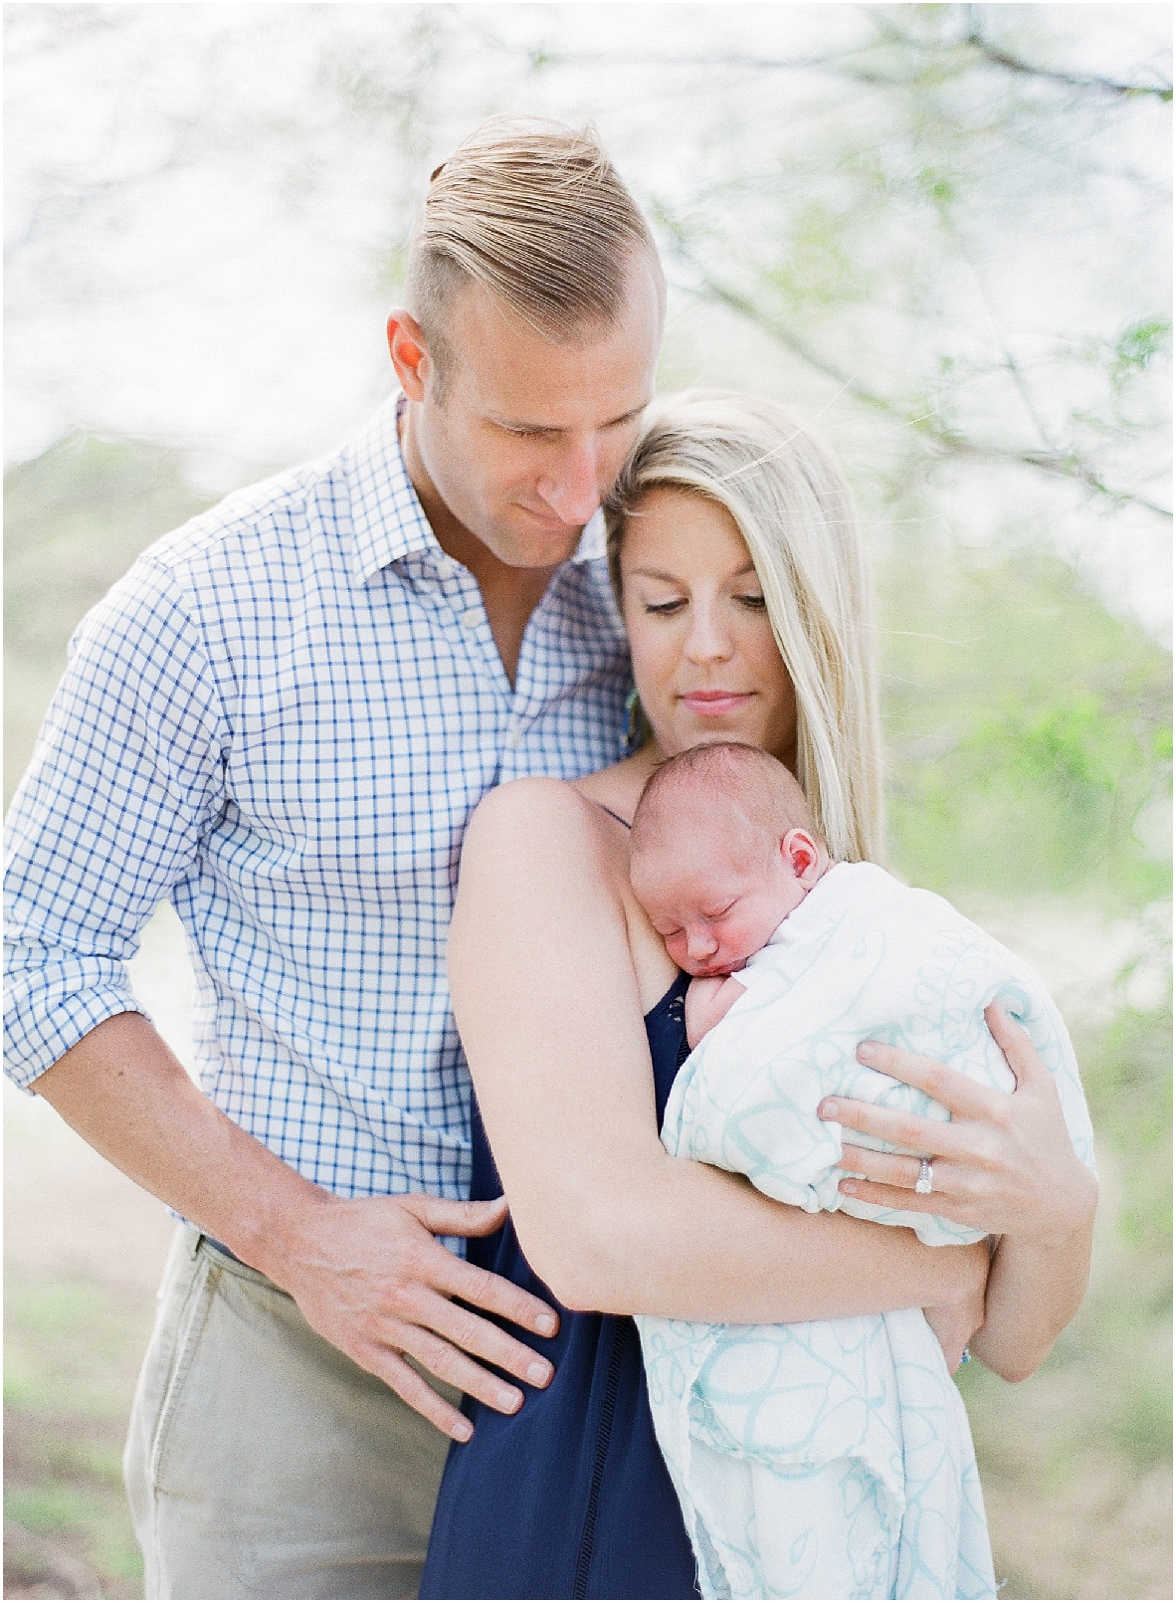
[{"xmin": 421, "ymin": 391, "xmax": 1096, "ymax": 1600}]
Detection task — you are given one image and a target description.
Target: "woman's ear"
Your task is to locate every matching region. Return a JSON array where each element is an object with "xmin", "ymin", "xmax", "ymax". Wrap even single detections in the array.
[{"xmin": 781, "ymin": 828, "xmax": 826, "ymax": 887}]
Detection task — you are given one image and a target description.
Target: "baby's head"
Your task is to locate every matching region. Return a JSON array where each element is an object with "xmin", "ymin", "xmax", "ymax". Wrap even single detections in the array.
[{"xmin": 629, "ymin": 743, "xmax": 830, "ymax": 978}]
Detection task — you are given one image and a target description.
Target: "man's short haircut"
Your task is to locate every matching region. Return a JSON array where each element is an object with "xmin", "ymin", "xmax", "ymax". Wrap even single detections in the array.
[
  {"xmin": 631, "ymin": 743, "xmax": 824, "ymax": 863},
  {"xmin": 407, "ymin": 116, "xmax": 662, "ymax": 387}
]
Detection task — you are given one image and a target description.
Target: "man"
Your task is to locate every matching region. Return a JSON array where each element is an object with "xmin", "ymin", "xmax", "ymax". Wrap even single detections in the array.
[{"xmin": 5, "ymin": 119, "xmax": 665, "ymax": 1599}]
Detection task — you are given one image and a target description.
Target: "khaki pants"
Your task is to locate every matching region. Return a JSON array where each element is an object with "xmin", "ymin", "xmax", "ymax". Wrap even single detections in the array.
[{"xmin": 124, "ymin": 1226, "xmax": 452, "ymax": 1600}]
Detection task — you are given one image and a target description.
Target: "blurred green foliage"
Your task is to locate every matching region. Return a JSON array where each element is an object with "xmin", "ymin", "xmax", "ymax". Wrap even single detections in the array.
[
  {"xmin": 881, "ymin": 538, "xmax": 1171, "ymax": 907},
  {"xmin": 3, "ymin": 433, "xmax": 213, "ymax": 807},
  {"xmin": 1083, "ymin": 996, "xmax": 1173, "ymax": 1262}
]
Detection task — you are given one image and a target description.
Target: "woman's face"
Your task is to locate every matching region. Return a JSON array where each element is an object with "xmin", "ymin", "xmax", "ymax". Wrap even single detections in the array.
[{"xmin": 618, "ymin": 487, "xmax": 798, "ymax": 767}]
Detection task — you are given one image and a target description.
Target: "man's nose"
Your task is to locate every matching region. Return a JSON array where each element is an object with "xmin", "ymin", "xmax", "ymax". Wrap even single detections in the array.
[{"xmin": 535, "ymin": 437, "xmax": 601, "ymax": 526}]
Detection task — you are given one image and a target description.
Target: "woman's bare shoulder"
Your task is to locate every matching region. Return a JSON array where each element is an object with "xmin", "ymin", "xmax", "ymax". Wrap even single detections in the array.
[
  {"xmin": 457, "ymin": 770, "xmax": 676, "ymax": 1019},
  {"xmin": 461, "ymin": 776, "xmax": 625, "ymax": 886},
  {"xmin": 466, "ymin": 774, "xmax": 603, "ymax": 840}
]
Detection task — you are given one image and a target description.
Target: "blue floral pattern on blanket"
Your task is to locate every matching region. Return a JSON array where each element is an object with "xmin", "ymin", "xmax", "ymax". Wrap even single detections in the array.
[{"xmin": 636, "ymin": 863, "xmax": 1096, "ymax": 1600}]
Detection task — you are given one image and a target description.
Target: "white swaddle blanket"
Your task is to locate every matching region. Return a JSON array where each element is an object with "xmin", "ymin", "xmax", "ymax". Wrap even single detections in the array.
[{"xmin": 636, "ymin": 862, "xmax": 1095, "ymax": 1601}]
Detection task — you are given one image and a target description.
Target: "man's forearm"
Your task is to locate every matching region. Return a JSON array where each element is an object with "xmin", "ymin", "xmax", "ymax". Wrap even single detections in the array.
[{"xmin": 30, "ymin": 1012, "xmax": 329, "ymax": 1277}]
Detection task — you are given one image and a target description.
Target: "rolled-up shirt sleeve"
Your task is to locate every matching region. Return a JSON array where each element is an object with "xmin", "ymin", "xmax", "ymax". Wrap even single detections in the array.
[{"xmin": 4, "ymin": 557, "xmax": 228, "ymax": 1088}]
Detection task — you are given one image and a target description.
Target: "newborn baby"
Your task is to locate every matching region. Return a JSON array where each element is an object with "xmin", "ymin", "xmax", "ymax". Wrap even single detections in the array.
[
  {"xmin": 631, "ymin": 750, "xmax": 833, "ymax": 1053},
  {"xmin": 628, "ymin": 742, "xmax": 1095, "ymax": 1602}
]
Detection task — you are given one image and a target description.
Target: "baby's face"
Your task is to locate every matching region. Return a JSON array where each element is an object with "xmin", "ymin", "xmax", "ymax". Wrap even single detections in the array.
[{"xmin": 631, "ymin": 825, "xmax": 808, "ymax": 979}]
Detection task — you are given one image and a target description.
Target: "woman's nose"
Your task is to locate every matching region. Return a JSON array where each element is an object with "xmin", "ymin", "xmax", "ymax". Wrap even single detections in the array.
[{"xmin": 683, "ymin": 600, "xmax": 734, "ymax": 665}]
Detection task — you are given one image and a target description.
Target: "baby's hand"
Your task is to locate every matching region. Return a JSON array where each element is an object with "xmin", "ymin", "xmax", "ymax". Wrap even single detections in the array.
[{"xmin": 685, "ymin": 975, "xmax": 745, "ymax": 1049}]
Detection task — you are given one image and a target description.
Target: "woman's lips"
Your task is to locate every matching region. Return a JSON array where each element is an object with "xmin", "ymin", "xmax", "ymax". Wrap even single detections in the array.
[{"xmin": 680, "ymin": 691, "xmax": 752, "ymax": 717}]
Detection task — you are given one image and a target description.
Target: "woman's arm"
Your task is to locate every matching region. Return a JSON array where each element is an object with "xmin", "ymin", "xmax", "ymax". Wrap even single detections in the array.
[
  {"xmin": 451, "ymin": 778, "xmax": 986, "ymax": 1336},
  {"xmin": 824, "ymin": 1005, "xmax": 1097, "ymax": 1381}
]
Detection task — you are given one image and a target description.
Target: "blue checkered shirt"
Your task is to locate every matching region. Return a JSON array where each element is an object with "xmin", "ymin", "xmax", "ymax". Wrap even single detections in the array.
[{"xmin": 5, "ymin": 396, "xmax": 632, "ymax": 1201}]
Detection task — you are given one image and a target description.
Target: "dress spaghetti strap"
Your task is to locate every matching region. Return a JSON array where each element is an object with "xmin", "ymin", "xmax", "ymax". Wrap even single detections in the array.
[{"xmin": 596, "ymin": 802, "xmax": 632, "ymax": 830}]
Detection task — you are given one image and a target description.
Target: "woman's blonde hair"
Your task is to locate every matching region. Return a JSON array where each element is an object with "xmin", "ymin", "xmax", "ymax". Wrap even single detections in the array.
[{"xmin": 604, "ymin": 390, "xmax": 884, "ymax": 866}]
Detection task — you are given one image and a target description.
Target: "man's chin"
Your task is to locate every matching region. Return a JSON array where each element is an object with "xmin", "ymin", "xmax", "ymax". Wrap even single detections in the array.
[{"xmin": 486, "ymin": 522, "xmax": 583, "ymax": 569}]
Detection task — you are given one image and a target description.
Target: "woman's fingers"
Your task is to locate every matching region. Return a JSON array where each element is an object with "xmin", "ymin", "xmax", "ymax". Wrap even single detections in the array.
[
  {"xmin": 984, "ymin": 1000, "xmax": 1047, "ymax": 1089},
  {"xmin": 835, "ymin": 1157, "xmax": 994, "ymax": 1229},
  {"xmin": 819, "ymin": 1093, "xmax": 979, "ymax": 1160},
  {"xmin": 853, "ymin": 1038, "xmax": 998, "ymax": 1120},
  {"xmin": 837, "ymin": 1174, "xmax": 963, "ymax": 1219},
  {"xmin": 837, "ymin": 1141, "xmax": 928, "ymax": 1191},
  {"xmin": 836, "ymin": 1144, "xmax": 971, "ymax": 1220}
]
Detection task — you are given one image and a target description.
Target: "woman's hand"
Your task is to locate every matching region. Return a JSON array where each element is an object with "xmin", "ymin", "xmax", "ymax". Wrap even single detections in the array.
[
  {"xmin": 821, "ymin": 1002, "xmax": 1095, "ymax": 1244},
  {"xmin": 919, "ymin": 1238, "xmax": 989, "ymax": 1374},
  {"xmin": 820, "ymin": 1001, "xmax": 1098, "ymax": 1380}
]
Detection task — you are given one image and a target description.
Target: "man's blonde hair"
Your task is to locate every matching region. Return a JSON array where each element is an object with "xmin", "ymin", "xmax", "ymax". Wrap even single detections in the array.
[
  {"xmin": 407, "ymin": 117, "xmax": 662, "ymax": 383},
  {"xmin": 604, "ymin": 390, "xmax": 884, "ymax": 866}
]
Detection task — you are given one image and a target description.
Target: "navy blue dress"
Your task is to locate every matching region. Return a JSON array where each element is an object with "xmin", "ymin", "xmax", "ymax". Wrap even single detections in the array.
[{"xmin": 420, "ymin": 971, "xmax": 700, "ymax": 1600}]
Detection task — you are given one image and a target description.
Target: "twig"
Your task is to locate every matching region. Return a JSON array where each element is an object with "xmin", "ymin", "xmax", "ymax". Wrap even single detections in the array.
[{"xmin": 666, "ymin": 244, "xmax": 1172, "ymax": 519}]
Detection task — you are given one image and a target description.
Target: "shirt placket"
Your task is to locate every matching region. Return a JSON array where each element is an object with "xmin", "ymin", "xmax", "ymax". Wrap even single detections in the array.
[
  {"xmin": 500, "ymin": 575, "xmax": 566, "ymax": 779},
  {"xmin": 432, "ymin": 552, "xmax": 514, "ymax": 708}
]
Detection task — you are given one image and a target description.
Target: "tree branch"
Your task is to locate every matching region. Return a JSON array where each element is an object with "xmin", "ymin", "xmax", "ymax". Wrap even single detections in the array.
[
  {"xmin": 963, "ymin": 22, "xmax": 1173, "ymax": 102},
  {"xmin": 527, "ymin": 26, "xmax": 1172, "ymax": 101},
  {"xmin": 668, "ymin": 243, "xmax": 1171, "ymax": 519}
]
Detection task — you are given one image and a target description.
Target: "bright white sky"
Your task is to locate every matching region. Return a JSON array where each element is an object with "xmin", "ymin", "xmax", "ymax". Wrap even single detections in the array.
[{"xmin": 5, "ymin": 2, "xmax": 1171, "ymax": 630}]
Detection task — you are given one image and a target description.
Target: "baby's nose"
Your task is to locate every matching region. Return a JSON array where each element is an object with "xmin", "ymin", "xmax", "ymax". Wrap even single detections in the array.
[{"xmin": 686, "ymin": 926, "xmax": 718, "ymax": 958}]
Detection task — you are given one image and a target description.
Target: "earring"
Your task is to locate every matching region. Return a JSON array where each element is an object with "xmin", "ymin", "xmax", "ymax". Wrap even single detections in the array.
[{"xmin": 623, "ymin": 688, "xmax": 643, "ymax": 756}]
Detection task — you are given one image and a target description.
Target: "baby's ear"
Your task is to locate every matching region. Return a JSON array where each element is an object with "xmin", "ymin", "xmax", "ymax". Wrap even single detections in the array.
[{"xmin": 782, "ymin": 828, "xmax": 824, "ymax": 886}]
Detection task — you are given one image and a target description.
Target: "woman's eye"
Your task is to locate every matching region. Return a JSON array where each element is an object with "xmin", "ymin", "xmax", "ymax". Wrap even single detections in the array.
[
  {"xmin": 644, "ymin": 598, "xmax": 687, "ymax": 615},
  {"xmin": 737, "ymin": 593, "xmax": 767, "ymax": 610}
]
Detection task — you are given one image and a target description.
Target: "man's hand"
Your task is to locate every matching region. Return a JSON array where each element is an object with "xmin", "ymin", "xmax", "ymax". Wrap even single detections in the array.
[
  {"xmin": 32, "ymin": 1014, "xmax": 560, "ymax": 1442},
  {"xmin": 255, "ymin": 1190, "xmax": 559, "ymax": 1440}
]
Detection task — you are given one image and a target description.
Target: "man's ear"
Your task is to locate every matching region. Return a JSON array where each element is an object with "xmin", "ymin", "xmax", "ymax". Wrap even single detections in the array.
[
  {"xmin": 781, "ymin": 828, "xmax": 825, "ymax": 887},
  {"xmin": 387, "ymin": 310, "xmax": 432, "ymax": 400}
]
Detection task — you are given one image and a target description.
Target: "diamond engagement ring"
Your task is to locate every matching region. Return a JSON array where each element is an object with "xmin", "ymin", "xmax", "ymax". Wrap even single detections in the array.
[{"xmin": 915, "ymin": 1158, "xmax": 934, "ymax": 1195}]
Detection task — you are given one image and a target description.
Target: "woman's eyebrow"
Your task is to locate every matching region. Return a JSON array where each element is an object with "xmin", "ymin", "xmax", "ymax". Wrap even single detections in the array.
[
  {"xmin": 627, "ymin": 566, "xmax": 684, "ymax": 583},
  {"xmin": 627, "ymin": 563, "xmax": 759, "ymax": 582}
]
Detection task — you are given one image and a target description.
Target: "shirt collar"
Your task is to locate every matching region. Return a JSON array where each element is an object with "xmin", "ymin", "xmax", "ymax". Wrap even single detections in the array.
[
  {"xmin": 346, "ymin": 392, "xmax": 608, "ymax": 581},
  {"xmin": 346, "ymin": 395, "xmax": 439, "ymax": 583}
]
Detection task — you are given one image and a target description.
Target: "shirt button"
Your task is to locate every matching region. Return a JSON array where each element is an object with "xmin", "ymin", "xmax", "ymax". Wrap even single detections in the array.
[
  {"xmin": 461, "ymin": 609, "xmax": 481, "ymax": 629},
  {"xmin": 506, "ymin": 727, "xmax": 523, "ymax": 749}
]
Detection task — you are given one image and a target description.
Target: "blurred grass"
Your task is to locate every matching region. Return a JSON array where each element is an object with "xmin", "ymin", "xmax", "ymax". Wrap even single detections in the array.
[
  {"xmin": 4, "ymin": 433, "xmax": 1172, "ymax": 1598},
  {"xmin": 4, "ymin": 1271, "xmax": 155, "ymax": 1599},
  {"xmin": 954, "ymin": 993, "xmax": 1172, "ymax": 1599}
]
